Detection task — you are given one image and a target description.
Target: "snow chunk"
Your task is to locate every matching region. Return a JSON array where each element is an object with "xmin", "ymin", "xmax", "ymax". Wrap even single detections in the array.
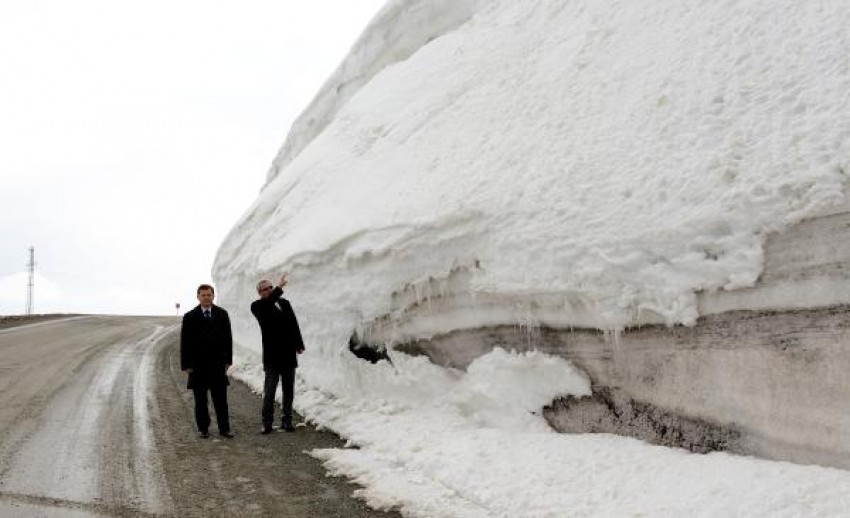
[{"xmin": 458, "ymin": 347, "xmax": 590, "ymax": 415}]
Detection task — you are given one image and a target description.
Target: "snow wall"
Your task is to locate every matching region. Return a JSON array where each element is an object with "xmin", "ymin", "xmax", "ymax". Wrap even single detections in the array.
[{"xmin": 214, "ymin": 1, "xmax": 850, "ymax": 467}]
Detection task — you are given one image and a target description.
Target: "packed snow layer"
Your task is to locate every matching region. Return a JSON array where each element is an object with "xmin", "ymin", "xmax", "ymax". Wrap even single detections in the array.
[
  {"xmin": 217, "ymin": 0, "xmax": 850, "ymax": 336},
  {"xmin": 216, "ymin": 0, "xmax": 850, "ymax": 514}
]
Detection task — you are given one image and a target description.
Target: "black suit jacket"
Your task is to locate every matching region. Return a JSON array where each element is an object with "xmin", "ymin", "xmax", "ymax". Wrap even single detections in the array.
[
  {"xmin": 250, "ymin": 287, "xmax": 305, "ymax": 369},
  {"xmin": 180, "ymin": 304, "xmax": 233, "ymax": 388}
]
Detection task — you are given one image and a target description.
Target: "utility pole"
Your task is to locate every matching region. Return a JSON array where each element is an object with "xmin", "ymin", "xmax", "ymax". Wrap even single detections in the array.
[{"xmin": 25, "ymin": 246, "xmax": 35, "ymax": 315}]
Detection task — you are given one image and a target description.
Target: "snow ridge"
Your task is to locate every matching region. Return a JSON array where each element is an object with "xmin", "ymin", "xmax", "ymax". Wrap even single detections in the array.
[{"xmin": 265, "ymin": 0, "xmax": 480, "ymax": 185}]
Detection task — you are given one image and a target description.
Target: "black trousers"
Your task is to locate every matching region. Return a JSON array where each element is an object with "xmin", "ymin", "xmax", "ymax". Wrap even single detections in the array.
[
  {"xmin": 262, "ymin": 367, "xmax": 296, "ymax": 427},
  {"xmin": 192, "ymin": 383, "xmax": 230, "ymax": 434}
]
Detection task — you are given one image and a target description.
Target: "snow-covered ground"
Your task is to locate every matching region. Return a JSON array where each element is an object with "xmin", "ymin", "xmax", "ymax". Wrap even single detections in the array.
[
  {"xmin": 217, "ymin": 0, "xmax": 850, "ymax": 515},
  {"xmin": 231, "ymin": 347, "xmax": 850, "ymax": 516}
]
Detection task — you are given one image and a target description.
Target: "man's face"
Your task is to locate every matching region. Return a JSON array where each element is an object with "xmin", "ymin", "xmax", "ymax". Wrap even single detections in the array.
[
  {"xmin": 197, "ymin": 289, "xmax": 214, "ymax": 307},
  {"xmin": 257, "ymin": 281, "xmax": 274, "ymax": 299}
]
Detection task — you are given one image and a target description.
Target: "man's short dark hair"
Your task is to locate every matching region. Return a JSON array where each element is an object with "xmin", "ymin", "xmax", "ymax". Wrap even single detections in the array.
[{"xmin": 197, "ymin": 284, "xmax": 215, "ymax": 295}]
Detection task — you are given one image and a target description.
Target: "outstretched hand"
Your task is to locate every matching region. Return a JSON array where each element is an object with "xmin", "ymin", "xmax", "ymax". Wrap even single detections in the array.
[{"xmin": 278, "ymin": 273, "xmax": 289, "ymax": 288}]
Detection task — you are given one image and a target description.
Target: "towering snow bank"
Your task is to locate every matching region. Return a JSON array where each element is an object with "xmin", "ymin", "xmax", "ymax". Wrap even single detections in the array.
[
  {"xmin": 215, "ymin": 2, "xmax": 850, "ymax": 513},
  {"xmin": 216, "ymin": 0, "xmax": 850, "ymax": 349}
]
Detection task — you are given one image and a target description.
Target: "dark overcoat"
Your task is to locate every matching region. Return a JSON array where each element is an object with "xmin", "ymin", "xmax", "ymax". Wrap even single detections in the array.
[
  {"xmin": 180, "ymin": 304, "xmax": 233, "ymax": 389},
  {"xmin": 250, "ymin": 287, "xmax": 305, "ymax": 370}
]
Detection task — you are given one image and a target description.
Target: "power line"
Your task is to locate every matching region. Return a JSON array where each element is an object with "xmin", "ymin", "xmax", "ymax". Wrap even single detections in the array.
[{"xmin": 26, "ymin": 246, "xmax": 35, "ymax": 315}]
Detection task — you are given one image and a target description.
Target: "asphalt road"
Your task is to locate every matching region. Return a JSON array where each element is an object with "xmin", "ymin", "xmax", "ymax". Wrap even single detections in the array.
[{"xmin": 0, "ymin": 316, "xmax": 398, "ymax": 517}]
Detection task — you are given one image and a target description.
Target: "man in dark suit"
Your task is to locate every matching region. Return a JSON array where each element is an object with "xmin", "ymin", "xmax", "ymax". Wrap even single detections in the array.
[
  {"xmin": 251, "ymin": 274, "xmax": 305, "ymax": 434},
  {"xmin": 180, "ymin": 284, "xmax": 234, "ymax": 439}
]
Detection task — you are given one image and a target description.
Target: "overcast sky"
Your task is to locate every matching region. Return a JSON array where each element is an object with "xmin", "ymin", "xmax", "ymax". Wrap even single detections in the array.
[{"xmin": 0, "ymin": 0, "xmax": 385, "ymax": 315}]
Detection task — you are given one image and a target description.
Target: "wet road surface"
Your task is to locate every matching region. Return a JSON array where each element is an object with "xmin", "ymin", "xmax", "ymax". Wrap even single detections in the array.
[{"xmin": 0, "ymin": 316, "xmax": 398, "ymax": 517}]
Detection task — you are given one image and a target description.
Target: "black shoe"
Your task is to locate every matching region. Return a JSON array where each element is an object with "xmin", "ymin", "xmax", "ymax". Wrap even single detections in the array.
[
  {"xmin": 199, "ymin": 431, "xmax": 210, "ymax": 439},
  {"xmin": 281, "ymin": 423, "xmax": 295, "ymax": 433},
  {"xmin": 260, "ymin": 426, "xmax": 273, "ymax": 435},
  {"xmin": 220, "ymin": 431, "xmax": 235, "ymax": 438}
]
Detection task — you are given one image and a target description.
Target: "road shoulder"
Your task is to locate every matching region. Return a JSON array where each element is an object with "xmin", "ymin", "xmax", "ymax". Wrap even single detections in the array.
[{"xmin": 152, "ymin": 330, "xmax": 399, "ymax": 517}]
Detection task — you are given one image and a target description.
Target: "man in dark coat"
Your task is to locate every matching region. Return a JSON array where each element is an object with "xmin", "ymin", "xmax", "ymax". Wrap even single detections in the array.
[
  {"xmin": 251, "ymin": 274, "xmax": 305, "ymax": 434},
  {"xmin": 180, "ymin": 284, "xmax": 233, "ymax": 438}
]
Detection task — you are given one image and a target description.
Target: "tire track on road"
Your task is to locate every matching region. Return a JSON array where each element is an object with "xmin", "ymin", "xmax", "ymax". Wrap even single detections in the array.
[{"xmin": 0, "ymin": 316, "xmax": 177, "ymax": 517}]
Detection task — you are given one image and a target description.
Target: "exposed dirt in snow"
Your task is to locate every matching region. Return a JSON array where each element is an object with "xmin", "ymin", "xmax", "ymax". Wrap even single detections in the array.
[{"xmin": 544, "ymin": 387, "xmax": 743, "ymax": 454}]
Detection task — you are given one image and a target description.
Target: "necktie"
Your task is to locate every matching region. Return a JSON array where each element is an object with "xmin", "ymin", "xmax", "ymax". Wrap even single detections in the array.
[{"xmin": 203, "ymin": 309, "xmax": 211, "ymax": 319}]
